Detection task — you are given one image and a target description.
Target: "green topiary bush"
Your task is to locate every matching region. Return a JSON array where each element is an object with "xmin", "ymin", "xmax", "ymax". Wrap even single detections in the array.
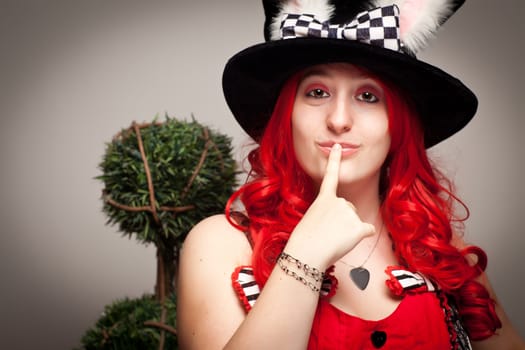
[
  {"xmin": 98, "ymin": 115, "xmax": 237, "ymax": 245},
  {"xmin": 96, "ymin": 115, "xmax": 237, "ymax": 299},
  {"xmin": 78, "ymin": 115, "xmax": 237, "ymax": 349},
  {"xmin": 78, "ymin": 294, "xmax": 177, "ymax": 350}
]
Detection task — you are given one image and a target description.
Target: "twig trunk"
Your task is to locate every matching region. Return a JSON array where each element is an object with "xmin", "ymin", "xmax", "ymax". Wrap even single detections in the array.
[{"xmin": 155, "ymin": 238, "xmax": 178, "ymax": 350}]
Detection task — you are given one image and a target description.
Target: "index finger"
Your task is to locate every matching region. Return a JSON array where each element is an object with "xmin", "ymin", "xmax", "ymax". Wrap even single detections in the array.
[{"xmin": 319, "ymin": 143, "xmax": 342, "ymax": 195}]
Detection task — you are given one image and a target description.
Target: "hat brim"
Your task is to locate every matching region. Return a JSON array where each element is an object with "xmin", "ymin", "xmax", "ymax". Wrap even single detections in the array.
[{"xmin": 222, "ymin": 38, "xmax": 477, "ymax": 148}]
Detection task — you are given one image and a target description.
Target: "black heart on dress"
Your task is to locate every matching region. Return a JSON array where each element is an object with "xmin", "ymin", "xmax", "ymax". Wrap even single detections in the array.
[{"xmin": 371, "ymin": 330, "xmax": 387, "ymax": 348}]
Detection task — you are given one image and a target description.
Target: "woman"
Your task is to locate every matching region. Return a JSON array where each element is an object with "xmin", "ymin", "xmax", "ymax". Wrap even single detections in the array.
[{"xmin": 177, "ymin": 0, "xmax": 524, "ymax": 349}]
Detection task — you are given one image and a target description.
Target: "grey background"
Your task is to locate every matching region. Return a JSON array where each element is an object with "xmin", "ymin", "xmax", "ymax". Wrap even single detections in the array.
[{"xmin": 0, "ymin": 0, "xmax": 523, "ymax": 349}]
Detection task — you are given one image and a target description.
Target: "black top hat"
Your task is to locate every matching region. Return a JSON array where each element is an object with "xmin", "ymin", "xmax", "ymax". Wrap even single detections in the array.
[{"xmin": 222, "ymin": 0, "xmax": 476, "ymax": 148}]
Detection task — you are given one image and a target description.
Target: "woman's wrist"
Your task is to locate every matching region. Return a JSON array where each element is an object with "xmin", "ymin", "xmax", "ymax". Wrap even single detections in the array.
[
  {"xmin": 283, "ymin": 235, "xmax": 334, "ymax": 271},
  {"xmin": 276, "ymin": 251, "xmax": 325, "ymax": 293}
]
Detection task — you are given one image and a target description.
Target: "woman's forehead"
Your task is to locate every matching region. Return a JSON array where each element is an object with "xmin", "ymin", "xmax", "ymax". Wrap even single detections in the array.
[{"xmin": 298, "ymin": 63, "xmax": 378, "ymax": 83}]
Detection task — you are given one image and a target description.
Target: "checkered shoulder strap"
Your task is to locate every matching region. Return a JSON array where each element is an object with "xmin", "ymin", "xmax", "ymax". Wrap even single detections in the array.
[
  {"xmin": 385, "ymin": 265, "xmax": 436, "ymax": 296},
  {"xmin": 232, "ymin": 266, "xmax": 261, "ymax": 312}
]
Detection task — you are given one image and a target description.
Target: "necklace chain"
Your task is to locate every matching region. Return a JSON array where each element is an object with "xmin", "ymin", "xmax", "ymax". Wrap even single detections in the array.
[{"xmin": 337, "ymin": 211, "xmax": 384, "ymax": 291}]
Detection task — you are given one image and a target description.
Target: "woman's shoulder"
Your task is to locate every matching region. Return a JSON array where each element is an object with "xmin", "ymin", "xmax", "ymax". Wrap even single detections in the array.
[
  {"xmin": 181, "ymin": 214, "xmax": 252, "ymax": 266},
  {"xmin": 178, "ymin": 214, "xmax": 253, "ymax": 348},
  {"xmin": 184, "ymin": 214, "xmax": 247, "ymax": 245}
]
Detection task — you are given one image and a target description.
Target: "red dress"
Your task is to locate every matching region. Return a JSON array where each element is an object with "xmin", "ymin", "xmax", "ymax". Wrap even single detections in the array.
[{"xmin": 232, "ymin": 266, "xmax": 472, "ymax": 349}]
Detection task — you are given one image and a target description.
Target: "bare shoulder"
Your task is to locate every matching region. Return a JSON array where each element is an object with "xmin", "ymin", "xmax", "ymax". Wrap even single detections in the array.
[
  {"xmin": 177, "ymin": 214, "xmax": 252, "ymax": 349},
  {"xmin": 181, "ymin": 213, "xmax": 252, "ymax": 265}
]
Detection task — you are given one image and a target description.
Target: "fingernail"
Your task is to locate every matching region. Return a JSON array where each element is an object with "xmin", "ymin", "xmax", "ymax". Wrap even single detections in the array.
[{"xmin": 333, "ymin": 143, "xmax": 341, "ymax": 150}]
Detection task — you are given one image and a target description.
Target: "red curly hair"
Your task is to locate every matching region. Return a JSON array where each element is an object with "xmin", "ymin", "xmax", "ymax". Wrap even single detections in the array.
[{"xmin": 225, "ymin": 71, "xmax": 501, "ymax": 340}]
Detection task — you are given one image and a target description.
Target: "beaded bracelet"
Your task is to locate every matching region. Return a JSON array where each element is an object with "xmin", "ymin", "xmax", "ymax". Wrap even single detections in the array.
[{"xmin": 277, "ymin": 252, "xmax": 325, "ymax": 293}]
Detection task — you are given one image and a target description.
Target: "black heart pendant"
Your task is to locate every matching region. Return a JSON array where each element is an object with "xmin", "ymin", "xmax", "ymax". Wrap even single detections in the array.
[
  {"xmin": 371, "ymin": 330, "xmax": 387, "ymax": 348},
  {"xmin": 350, "ymin": 267, "xmax": 370, "ymax": 290}
]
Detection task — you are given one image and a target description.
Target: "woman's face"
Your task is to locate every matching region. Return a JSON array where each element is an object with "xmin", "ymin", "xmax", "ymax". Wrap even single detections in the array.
[{"xmin": 292, "ymin": 63, "xmax": 391, "ymax": 191}]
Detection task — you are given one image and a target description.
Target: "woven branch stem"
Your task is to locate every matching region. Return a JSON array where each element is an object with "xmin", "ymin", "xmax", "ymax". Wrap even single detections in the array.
[
  {"xmin": 157, "ymin": 249, "xmax": 166, "ymax": 303},
  {"xmin": 113, "ymin": 121, "xmax": 164, "ymax": 141},
  {"xmin": 133, "ymin": 121, "xmax": 160, "ymax": 224},
  {"xmin": 157, "ymin": 249, "xmax": 167, "ymax": 350},
  {"xmin": 143, "ymin": 321, "xmax": 177, "ymax": 335},
  {"xmin": 103, "ymin": 195, "xmax": 194, "ymax": 214},
  {"xmin": 180, "ymin": 127, "xmax": 210, "ymax": 200}
]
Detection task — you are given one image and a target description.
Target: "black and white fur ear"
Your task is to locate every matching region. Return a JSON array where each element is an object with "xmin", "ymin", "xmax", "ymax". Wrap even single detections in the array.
[
  {"xmin": 372, "ymin": 0, "xmax": 462, "ymax": 53},
  {"xmin": 268, "ymin": 0, "xmax": 335, "ymax": 41}
]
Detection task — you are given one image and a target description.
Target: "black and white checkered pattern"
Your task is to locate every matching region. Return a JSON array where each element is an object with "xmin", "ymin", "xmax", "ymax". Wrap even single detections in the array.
[
  {"xmin": 235, "ymin": 267, "xmax": 260, "ymax": 309},
  {"xmin": 280, "ymin": 5, "xmax": 401, "ymax": 52},
  {"xmin": 389, "ymin": 268, "xmax": 436, "ymax": 292}
]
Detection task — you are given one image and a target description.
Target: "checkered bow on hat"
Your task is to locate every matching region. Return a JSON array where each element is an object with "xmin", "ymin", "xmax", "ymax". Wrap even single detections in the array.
[
  {"xmin": 280, "ymin": 5, "xmax": 403, "ymax": 52},
  {"xmin": 267, "ymin": 0, "xmax": 465, "ymax": 55}
]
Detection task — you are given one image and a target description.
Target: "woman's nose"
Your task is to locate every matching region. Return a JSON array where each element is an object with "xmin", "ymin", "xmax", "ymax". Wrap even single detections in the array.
[{"xmin": 326, "ymin": 97, "xmax": 353, "ymax": 134}]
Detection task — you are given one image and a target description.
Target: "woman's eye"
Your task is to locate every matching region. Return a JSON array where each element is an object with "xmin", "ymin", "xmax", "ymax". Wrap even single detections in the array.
[
  {"xmin": 306, "ymin": 88, "xmax": 330, "ymax": 98},
  {"xmin": 357, "ymin": 91, "xmax": 379, "ymax": 103}
]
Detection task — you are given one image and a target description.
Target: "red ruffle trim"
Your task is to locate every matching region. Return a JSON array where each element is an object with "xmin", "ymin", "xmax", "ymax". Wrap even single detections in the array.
[
  {"xmin": 384, "ymin": 265, "xmax": 434, "ymax": 297},
  {"xmin": 231, "ymin": 265, "xmax": 255, "ymax": 312},
  {"xmin": 321, "ymin": 265, "xmax": 338, "ymax": 298},
  {"xmin": 385, "ymin": 265, "xmax": 406, "ymax": 296}
]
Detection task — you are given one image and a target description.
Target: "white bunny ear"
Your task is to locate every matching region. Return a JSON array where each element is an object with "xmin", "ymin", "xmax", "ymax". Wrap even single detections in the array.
[
  {"xmin": 269, "ymin": 0, "xmax": 335, "ymax": 41},
  {"xmin": 373, "ymin": 0, "xmax": 457, "ymax": 53}
]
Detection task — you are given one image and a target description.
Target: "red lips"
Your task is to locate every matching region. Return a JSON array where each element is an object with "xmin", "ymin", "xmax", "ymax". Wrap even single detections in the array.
[{"xmin": 317, "ymin": 141, "xmax": 360, "ymax": 157}]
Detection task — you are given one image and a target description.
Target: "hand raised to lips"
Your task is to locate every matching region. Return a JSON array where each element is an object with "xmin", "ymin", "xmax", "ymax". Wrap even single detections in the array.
[{"xmin": 285, "ymin": 143, "xmax": 376, "ymax": 268}]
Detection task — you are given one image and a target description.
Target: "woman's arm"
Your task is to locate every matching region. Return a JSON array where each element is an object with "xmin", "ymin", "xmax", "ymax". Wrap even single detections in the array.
[
  {"xmin": 177, "ymin": 214, "xmax": 250, "ymax": 349},
  {"xmin": 176, "ymin": 214, "xmax": 322, "ymax": 350}
]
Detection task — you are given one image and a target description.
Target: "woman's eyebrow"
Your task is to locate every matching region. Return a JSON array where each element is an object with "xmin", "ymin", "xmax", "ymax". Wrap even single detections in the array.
[{"xmin": 299, "ymin": 68, "xmax": 330, "ymax": 82}]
